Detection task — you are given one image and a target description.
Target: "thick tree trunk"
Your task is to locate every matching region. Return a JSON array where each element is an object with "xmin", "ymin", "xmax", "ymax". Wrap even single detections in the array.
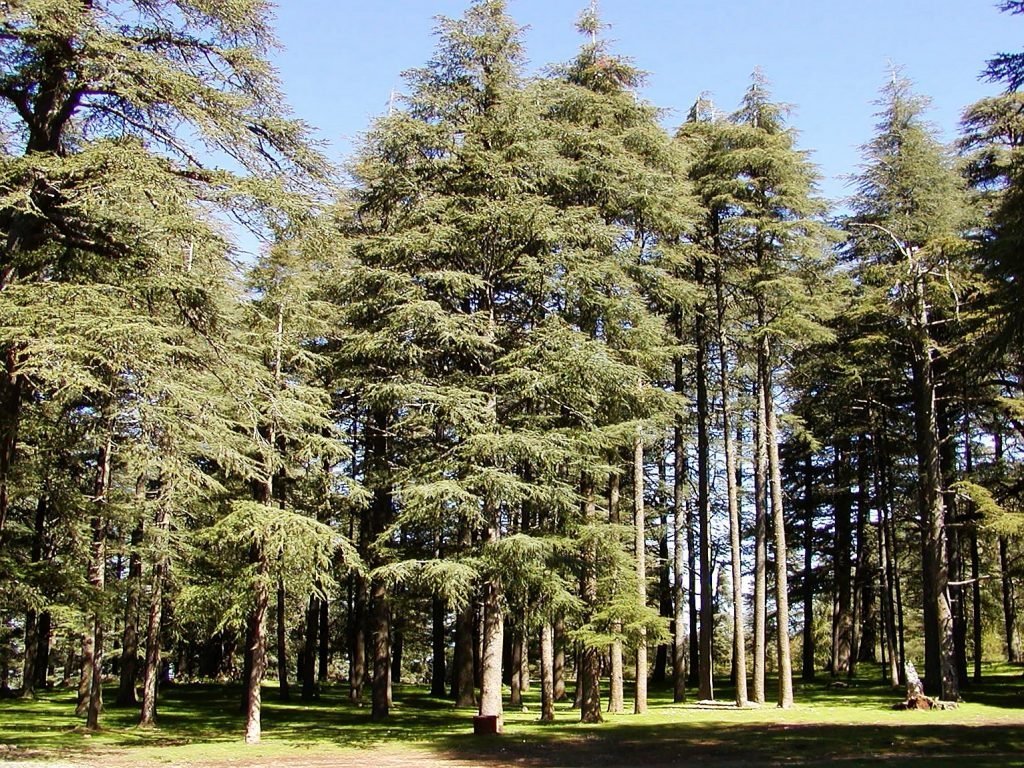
[
  {"xmin": 349, "ymin": 571, "xmax": 367, "ymax": 703},
  {"xmin": 138, "ymin": 503, "xmax": 169, "ymax": 727},
  {"xmin": 633, "ymin": 431, "xmax": 649, "ymax": 714},
  {"xmin": 243, "ymin": 566, "xmax": 269, "ymax": 744},
  {"xmin": 452, "ymin": 519, "xmax": 476, "ymax": 706},
  {"xmin": 540, "ymin": 622, "xmax": 555, "ymax": 722},
  {"xmin": 370, "ymin": 573, "xmax": 391, "ymax": 720},
  {"xmin": 478, "ymin": 503, "xmax": 504, "ymax": 732}
]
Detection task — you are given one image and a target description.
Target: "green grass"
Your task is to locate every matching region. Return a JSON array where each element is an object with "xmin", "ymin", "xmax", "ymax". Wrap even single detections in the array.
[{"xmin": 1, "ymin": 664, "xmax": 1023, "ymax": 766}]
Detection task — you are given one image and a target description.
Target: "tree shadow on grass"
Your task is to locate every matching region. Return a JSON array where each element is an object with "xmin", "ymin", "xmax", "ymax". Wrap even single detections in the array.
[{"xmin": 431, "ymin": 721, "xmax": 1024, "ymax": 768}]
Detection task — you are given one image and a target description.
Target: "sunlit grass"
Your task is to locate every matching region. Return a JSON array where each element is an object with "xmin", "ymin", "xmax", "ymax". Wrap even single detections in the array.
[{"xmin": 1, "ymin": 663, "xmax": 1022, "ymax": 766}]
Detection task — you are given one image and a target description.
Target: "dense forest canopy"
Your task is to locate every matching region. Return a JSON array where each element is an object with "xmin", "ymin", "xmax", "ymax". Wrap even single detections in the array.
[{"xmin": 0, "ymin": 0, "xmax": 1022, "ymax": 744}]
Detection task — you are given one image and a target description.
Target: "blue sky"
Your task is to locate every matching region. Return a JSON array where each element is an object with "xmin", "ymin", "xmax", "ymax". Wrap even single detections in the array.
[{"xmin": 267, "ymin": 0, "xmax": 1018, "ymax": 207}]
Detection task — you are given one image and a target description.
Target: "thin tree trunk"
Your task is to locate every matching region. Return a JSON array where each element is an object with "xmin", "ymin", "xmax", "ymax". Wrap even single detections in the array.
[
  {"xmin": 607, "ymin": 471, "xmax": 624, "ymax": 714},
  {"xmin": 762, "ymin": 355, "xmax": 793, "ymax": 709},
  {"xmin": 715, "ymin": 269, "xmax": 746, "ymax": 707},
  {"xmin": 116, "ymin": 518, "xmax": 144, "ymax": 706},
  {"xmin": 276, "ymin": 578, "xmax": 290, "ymax": 701},
  {"xmin": 431, "ymin": 595, "xmax": 447, "ymax": 698},
  {"xmin": 831, "ymin": 445, "xmax": 854, "ymax": 677},
  {"xmin": 694, "ymin": 280, "xmax": 714, "ymax": 702},
  {"xmin": 1000, "ymin": 536, "xmax": 1020, "ymax": 662},
  {"xmin": 673, "ymin": 426, "xmax": 687, "ymax": 704},
  {"xmin": 318, "ymin": 598, "xmax": 329, "ymax": 683},
  {"xmin": 633, "ymin": 431, "xmax": 649, "ymax": 714},
  {"xmin": 873, "ymin": 426, "xmax": 900, "ymax": 688},
  {"xmin": 302, "ymin": 594, "xmax": 320, "ymax": 701},
  {"xmin": 580, "ymin": 476, "xmax": 603, "ymax": 723},
  {"xmin": 802, "ymin": 453, "xmax": 816, "ymax": 682},
  {"xmin": 752, "ymin": 381, "xmax": 768, "ymax": 704}
]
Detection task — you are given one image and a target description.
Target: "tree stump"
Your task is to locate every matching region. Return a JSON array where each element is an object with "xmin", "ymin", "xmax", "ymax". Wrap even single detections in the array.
[{"xmin": 893, "ymin": 661, "xmax": 957, "ymax": 710}]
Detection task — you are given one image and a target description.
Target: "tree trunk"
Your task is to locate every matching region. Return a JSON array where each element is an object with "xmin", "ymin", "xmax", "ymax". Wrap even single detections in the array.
[
  {"xmin": 540, "ymin": 622, "xmax": 555, "ymax": 722},
  {"xmin": 752, "ymin": 381, "xmax": 768, "ymax": 704},
  {"xmin": 243, "ymin": 561, "xmax": 269, "ymax": 744},
  {"xmin": 580, "ymin": 476, "xmax": 603, "ymax": 723},
  {"xmin": 302, "ymin": 594, "xmax": 320, "ymax": 700},
  {"xmin": 83, "ymin": 430, "xmax": 112, "ymax": 730},
  {"xmin": 318, "ymin": 597, "xmax": 329, "ymax": 683},
  {"xmin": 553, "ymin": 615, "xmax": 566, "ymax": 701},
  {"xmin": 762, "ymin": 353, "xmax": 793, "ymax": 709},
  {"xmin": 694, "ymin": 280, "xmax": 714, "ymax": 703},
  {"xmin": 802, "ymin": 453, "xmax": 816, "ymax": 682},
  {"xmin": 138, "ymin": 503, "xmax": 169, "ymax": 727},
  {"xmin": 908, "ymin": 269, "xmax": 957, "ymax": 701},
  {"xmin": 673, "ymin": 426, "xmax": 688, "ymax": 704},
  {"xmin": 607, "ymin": 471, "xmax": 624, "ymax": 714},
  {"xmin": 1001, "ymin": 536, "xmax": 1021, "ymax": 663},
  {"xmin": 431, "ymin": 595, "xmax": 447, "ymax": 698},
  {"xmin": 633, "ymin": 431, "xmax": 649, "ymax": 714},
  {"xmin": 509, "ymin": 631, "xmax": 523, "ymax": 708},
  {"xmin": 276, "ymin": 578, "xmax": 290, "ymax": 701},
  {"xmin": 349, "ymin": 571, "xmax": 367, "ymax": 703},
  {"xmin": 831, "ymin": 446, "xmax": 854, "ymax": 677},
  {"xmin": 452, "ymin": 519, "xmax": 475, "ymax": 706},
  {"xmin": 116, "ymin": 519, "xmax": 144, "ymax": 706},
  {"xmin": 715, "ymin": 269, "xmax": 746, "ymax": 707},
  {"xmin": 21, "ymin": 493, "xmax": 49, "ymax": 698},
  {"xmin": 478, "ymin": 501, "xmax": 504, "ymax": 732}
]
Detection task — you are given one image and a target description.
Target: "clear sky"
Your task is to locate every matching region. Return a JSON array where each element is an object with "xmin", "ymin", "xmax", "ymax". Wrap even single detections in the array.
[{"xmin": 266, "ymin": 0, "xmax": 1019, "ymax": 208}]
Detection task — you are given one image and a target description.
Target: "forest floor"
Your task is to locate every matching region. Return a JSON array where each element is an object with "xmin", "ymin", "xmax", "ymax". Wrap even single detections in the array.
[{"xmin": 2, "ymin": 665, "xmax": 1024, "ymax": 767}]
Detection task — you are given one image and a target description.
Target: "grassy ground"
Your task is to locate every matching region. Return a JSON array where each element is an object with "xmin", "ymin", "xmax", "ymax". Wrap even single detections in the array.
[{"xmin": 1, "ymin": 664, "xmax": 1023, "ymax": 766}]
